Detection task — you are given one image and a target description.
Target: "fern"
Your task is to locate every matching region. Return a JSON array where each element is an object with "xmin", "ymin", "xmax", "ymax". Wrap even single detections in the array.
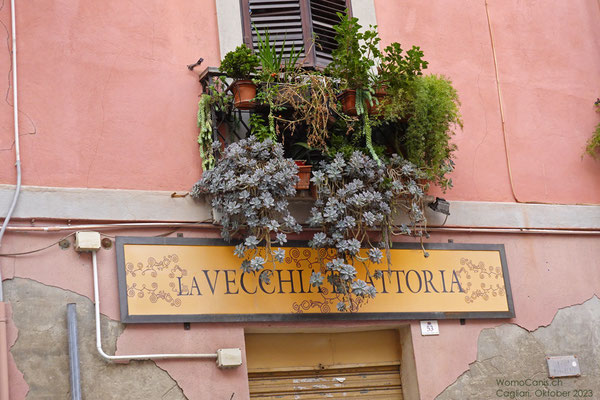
[{"xmin": 404, "ymin": 75, "xmax": 461, "ymax": 189}]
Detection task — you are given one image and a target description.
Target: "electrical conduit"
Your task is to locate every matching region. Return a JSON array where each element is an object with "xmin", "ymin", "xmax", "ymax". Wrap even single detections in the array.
[
  {"xmin": 91, "ymin": 251, "xmax": 218, "ymax": 362},
  {"xmin": 0, "ymin": 0, "xmax": 23, "ymax": 397}
]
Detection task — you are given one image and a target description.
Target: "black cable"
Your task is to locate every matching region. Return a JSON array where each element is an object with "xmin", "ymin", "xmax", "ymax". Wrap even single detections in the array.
[{"xmin": 0, "ymin": 233, "xmax": 75, "ymax": 257}]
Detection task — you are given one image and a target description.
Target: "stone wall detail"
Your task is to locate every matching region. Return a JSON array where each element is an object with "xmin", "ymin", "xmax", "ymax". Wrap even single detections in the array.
[
  {"xmin": 5, "ymin": 278, "xmax": 187, "ymax": 400},
  {"xmin": 437, "ymin": 297, "xmax": 600, "ymax": 399}
]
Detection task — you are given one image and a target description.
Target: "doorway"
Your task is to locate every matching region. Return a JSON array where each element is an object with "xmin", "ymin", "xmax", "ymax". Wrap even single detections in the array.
[{"xmin": 246, "ymin": 330, "xmax": 405, "ymax": 399}]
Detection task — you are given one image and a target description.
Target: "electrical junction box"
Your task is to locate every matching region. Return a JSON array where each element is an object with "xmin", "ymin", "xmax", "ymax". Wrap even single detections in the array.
[
  {"xmin": 75, "ymin": 231, "xmax": 101, "ymax": 252},
  {"xmin": 217, "ymin": 348, "xmax": 242, "ymax": 369}
]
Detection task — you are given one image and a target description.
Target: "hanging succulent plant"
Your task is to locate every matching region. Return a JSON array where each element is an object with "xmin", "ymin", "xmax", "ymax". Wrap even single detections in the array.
[
  {"xmin": 191, "ymin": 136, "xmax": 302, "ymax": 283},
  {"xmin": 307, "ymin": 151, "xmax": 427, "ymax": 311}
]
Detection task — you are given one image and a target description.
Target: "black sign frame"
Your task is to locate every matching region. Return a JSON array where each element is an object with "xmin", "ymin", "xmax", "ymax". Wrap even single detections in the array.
[{"xmin": 116, "ymin": 236, "xmax": 515, "ymax": 323}]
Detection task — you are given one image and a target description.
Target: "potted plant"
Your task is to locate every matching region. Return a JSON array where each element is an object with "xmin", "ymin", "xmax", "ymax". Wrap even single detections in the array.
[
  {"xmin": 324, "ymin": 11, "xmax": 381, "ymax": 117},
  {"xmin": 294, "ymin": 160, "xmax": 312, "ymax": 190},
  {"xmin": 271, "ymin": 72, "xmax": 347, "ymax": 156},
  {"xmin": 401, "ymin": 74, "xmax": 462, "ymax": 189},
  {"xmin": 249, "ymin": 115, "xmax": 312, "ymax": 191},
  {"xmin": 192, "ymin": 12, "xmax": 463, "ymax": 311},
  {"xmin": 191, "ymin": 136, "xmax": 302, "ymax": 281},
  {"xmin": 324, "ymin": 11, "xmax": 385, "ymax": 165},
  {"xmin": 253, "ymin": 27, "xmax": 302, "ymax": 138},
  {"xmin": 372, "ymin": 42, "xmax": 428, "ymax": 119},
  {"xmin": 219, "ymin": 44, "xmax": 260, "ymax": 110}
]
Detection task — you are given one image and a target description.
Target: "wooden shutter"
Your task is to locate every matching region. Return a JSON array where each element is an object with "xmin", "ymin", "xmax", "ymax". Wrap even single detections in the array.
[
  {"xmin": 308, "ymin": 0, "xmax": 350, "ymax": 66},
  {"xmin": 249, "ymin": 364, "xmax": 403, "ymax": 399},
  {"xmin": 240, "ymin": 0, "xmax": 352, "ymax": 68}
]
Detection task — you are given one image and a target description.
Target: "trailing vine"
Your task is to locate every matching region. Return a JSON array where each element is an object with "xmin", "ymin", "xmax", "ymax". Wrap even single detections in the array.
[{"xmin": 197, "ymin": 94, "xmax": 215, "ymax": 171}]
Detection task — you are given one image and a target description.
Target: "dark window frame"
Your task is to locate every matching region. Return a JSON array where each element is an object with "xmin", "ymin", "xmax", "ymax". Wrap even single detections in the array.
[{"xmin": 240, "ymin": 0, "xmax": 352, "ymax": 68}]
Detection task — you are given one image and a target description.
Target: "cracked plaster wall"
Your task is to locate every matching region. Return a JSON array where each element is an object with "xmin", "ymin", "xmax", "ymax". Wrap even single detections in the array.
[
  {"xmin": 5, "ymin": 278, "xmax": 187, "ymax": 400},
  {"xmin": 436, "ymin": 297, "xmax": 600, "ymax": 399}
]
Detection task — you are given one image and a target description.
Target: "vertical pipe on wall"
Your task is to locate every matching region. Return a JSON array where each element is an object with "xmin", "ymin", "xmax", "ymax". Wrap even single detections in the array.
[
  {"xmin": 0, "ymin": 0, "xmax": 23, "ymax": 396},
  {"xmin": 0, "ymin": 0, "xmax": 23, "ymax": 246},
  {"xmin": 0, "ymin": 302, "xmax": 9, "ymax": 400},
  {"xmin": 67, "ymin": 304, "xmax": 82, "ymax": 400}
]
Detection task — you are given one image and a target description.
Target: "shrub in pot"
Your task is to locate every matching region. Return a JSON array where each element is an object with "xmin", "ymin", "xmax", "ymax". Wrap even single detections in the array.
[
  {"xmin": 324, "ymin": 11, "xmax": 380, "ymax": 117},
  {"xmin": 402, "ymin": 74, "xmax": 462, "ymax": 189},
  {"xmin": 219, "ymin": 44, "xmax": 260, "ymax": 110}
]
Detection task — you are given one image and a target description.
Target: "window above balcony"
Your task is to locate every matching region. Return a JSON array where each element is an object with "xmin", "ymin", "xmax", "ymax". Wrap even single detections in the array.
[
  {"xmin": 215, "ymin": 0, "xmax": 376, "ymax": 68},
  {"xmin": 240, "ymin": 0, "xmax": 351, "ymax": 68}
]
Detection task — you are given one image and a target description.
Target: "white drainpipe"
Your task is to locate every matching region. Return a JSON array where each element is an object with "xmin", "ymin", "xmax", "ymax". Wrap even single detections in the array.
[
  {"xmin": 0, "ymin": 0, "xmax": 23, "ymax": 397},
  {"xmin": 0, "ymin": 0, "xmax": 23, "ymax": 245}
]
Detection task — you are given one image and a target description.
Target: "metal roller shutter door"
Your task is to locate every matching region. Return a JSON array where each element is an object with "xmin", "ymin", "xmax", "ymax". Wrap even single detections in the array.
[{"xmin": 249, "ymin": 364, "xmax": 403, "ymax": 399}]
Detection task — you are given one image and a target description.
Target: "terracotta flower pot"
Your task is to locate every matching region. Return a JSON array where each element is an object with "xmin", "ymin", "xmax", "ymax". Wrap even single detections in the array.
[
  {"xmin": 294, "ymin": 160, "xmax": 312, "ymax": 190},
  {"xmin": 338, "ymin": 89, "xmax": 386, "ymax": 117},
  {"xmin": 369, "ymin": 89, "xmax": 388, "ymax": 117},
  {"xmin": 338, "ymin": 89, "xmax": 357, "ymax": 116},
  {"xmin": 230, "ymin": 80, "xmax": 257, "ymax": 110}
]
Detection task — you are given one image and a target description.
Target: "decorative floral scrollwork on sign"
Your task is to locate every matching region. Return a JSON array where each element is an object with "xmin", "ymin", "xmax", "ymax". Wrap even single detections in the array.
[
  {"xmin": 286, "ymin": 247, "xmax": 334, "ymax": 271},
  {"xmin": 464, "ymin": 282, "xmax": 506, "ymax": 303},
  {"xmin": 126, "ymin": 254, "xmax": 180, "ymax": 277},
  {"xmin": 290, "ymin": 285, "xmax": 368, "ymax": 313},
  {"xmin": 126, "ymin": 254, "xmax": 185, "ymax": 307},
  {"xmin": 457, "ymin": 257, "xmax": 505, "ymax": 303},
  {"xmin": 287, "ymin": 247, "xmax": 351, "ymax": 313}
]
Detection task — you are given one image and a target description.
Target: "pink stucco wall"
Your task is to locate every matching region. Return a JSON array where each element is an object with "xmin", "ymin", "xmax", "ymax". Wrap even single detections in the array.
[
  {"xmin": 375, "ymin": 0, "xmax": 600, "ymax": 204},
  {"xmin": 0, "ymin": 0, "xmax": 219, "ymax": 191},
  {"xmin": 0, "ymin": 1, "xmax": 599, "ymax": 399},
  {"xmin": 0, "ymin": 1, "xmax": 598, "ymax": 204},
  {"xmin": 1, "ymin": 228, "xmax": 598, "ymax": 399}
]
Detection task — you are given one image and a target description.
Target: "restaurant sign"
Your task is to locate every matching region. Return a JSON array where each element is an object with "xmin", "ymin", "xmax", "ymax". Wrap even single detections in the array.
[{"xmin": 116, "ymin": 237, "xmax": 514, "ymax": 323}]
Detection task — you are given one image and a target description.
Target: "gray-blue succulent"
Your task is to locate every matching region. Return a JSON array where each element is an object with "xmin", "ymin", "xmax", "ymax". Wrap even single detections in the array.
[
  {"xmin": 307, "ymin": 151, "xmax": 427, "ymax": 311},
  {"xmin": 192, "ymin": 136, "xmax": 300, "ymax": 272}
]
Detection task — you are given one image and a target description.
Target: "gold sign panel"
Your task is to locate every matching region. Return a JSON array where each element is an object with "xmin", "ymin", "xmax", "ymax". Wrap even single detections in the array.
[{"xmin": 116, "ymin": 237, "xmax": 514, "ymax": 322}]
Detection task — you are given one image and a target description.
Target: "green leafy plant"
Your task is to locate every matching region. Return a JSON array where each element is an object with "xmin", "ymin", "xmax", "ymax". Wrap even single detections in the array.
[
  {"xmin": 254, "ymin": 27, "xmax": 301, "ymax": 83},
  {"xmin": 253, "ymin": 27, "xmax": 302, "ymax": 139},
  {"xmin": 402, "ymin": 75, "xmax": 462, "ymax": 189},
  {"xmin": 585, "ymin": 98, "xmax": 600, "ymax": 159},
  {"xmin": 219, "ymin": 44, "xmax": 259, "ymax": 80},
  {"xmin": 375, "ymin": 43, "xmax": 428, "ymax": 123},
  {"xmin": 378, "ymin": 43, "xmax": 428, "ymax": 91},
  {"xmin": 249, "ymin": 114, "xmax": 276, "ymax": 142},
  {"xmin": 206, "ymin": 75, "xmax": 234, "ymax": 113},
  {"xmin": 324, "ymin": 11, "xmax": 381, "ymax": 90},
  {"xmin": 324, "ymin": 11, "xmax": 386, "ymax": 165}
]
